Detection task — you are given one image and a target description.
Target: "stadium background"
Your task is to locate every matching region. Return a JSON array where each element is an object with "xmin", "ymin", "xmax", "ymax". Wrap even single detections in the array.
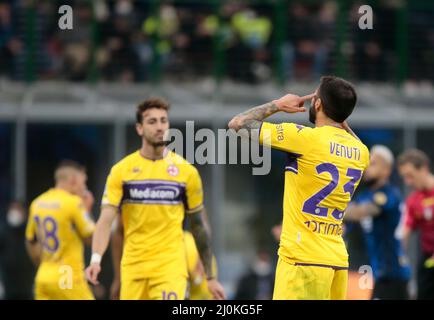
[{"xmin": 0, "ymin": 0, "xmax": 433, "ymax": 299}]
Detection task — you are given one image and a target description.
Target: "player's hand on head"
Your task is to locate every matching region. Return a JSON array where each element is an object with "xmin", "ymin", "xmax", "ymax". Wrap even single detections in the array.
[
  {"xmin": 207, "ymin": 278, "xmax": 226, "ymax": 300},
  {"xmin": 85, "ymin": 263, "xmax": 101, "ymax": 285},
  {"xmin": 273, "ymin": 93, "xmax": 315, "ymax": 114}
]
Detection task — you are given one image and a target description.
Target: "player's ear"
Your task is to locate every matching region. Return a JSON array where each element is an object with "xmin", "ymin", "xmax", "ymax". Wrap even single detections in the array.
[
  {"xmin": 135, "ymin": 123, "xmax": 143, "ymax": 137},
  {"xmin": 315, "ymin": 98, "xmax": 322, "ymax": 111}
]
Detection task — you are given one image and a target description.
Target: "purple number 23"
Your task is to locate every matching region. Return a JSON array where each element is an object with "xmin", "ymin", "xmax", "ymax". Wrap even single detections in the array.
[{"xmin": 302, "ymin": 163, "xmax": 362, "ymax": 220}]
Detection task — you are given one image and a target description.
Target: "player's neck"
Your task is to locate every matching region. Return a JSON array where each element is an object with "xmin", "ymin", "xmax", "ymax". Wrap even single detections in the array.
[
  {"xmin": 140, "ymin": 143, "xmax": 166, "ymax": 161},
  {"xmin": 315, "ymin": 117, "xmax": 343, "ymax": 129},
  {"xmin": 423, "ymin": 174, "xmax": 434, "ymax": 191},
  {"xmin": 54, "ymin": 183, "xmax": 72, "ymax": 194},
  {"xmin": 370, "ymin": 177, "xmax": 388, "ymax": 190}
]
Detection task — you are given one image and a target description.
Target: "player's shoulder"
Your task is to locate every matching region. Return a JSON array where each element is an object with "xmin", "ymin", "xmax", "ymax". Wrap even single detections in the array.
[
  {"xmin": 406, "ymin": 190, "xmax": 422, "ymax": 204},
  {"xmin": 380, "ymin": 184, "xmax": 402, "ymax": 205},
  {"xmin": 384, "ymin": 184, "xmax": 401, "ymax": 196},
  {"xmin": 285, "ymin": 122, "xmax": 314, "ymax": 133},
  {"xmin": 110, "ymin": 150, "xmax": 141, "ymax": 172},
  {"xmin": 29, "ymin": 192, "xmax": 45, "ymax": 211},
  {"xmin": 359, "ymin": 140, "xmax": 370, "ymax": 154},
  {"xmin": 353, "ymin": 139, "xmax": 370, "ymax": 166},
  {"xmin": 166, "ymin": 151, "xmax": 200, "ymax": 174},
  {"xmin": 57, "ymin": 190, "xmax": 83, "ymax": 210},
  {"xmin": 31, "ymin": 189, "xmax": 81, "ymax": 211},
  {"xmin": 116, "ymin": 150, "xmax": 141, "ymax": 166}
]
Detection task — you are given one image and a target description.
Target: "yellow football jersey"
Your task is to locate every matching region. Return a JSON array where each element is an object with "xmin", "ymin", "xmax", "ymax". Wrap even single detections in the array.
[
  {"xmin": 260, "ymin": 123, "xmax": 369, "ymax": 268},
  {"xmin": 26, "ymin": 188, "xmax": 95, "ymax": 280},
  {"xmin": 184, "ymin": 231, "xmax": 217, "ymax": 300},
  {"xmin": 102, "ymin": 150, "xmax": 204, "ymax": 281}
]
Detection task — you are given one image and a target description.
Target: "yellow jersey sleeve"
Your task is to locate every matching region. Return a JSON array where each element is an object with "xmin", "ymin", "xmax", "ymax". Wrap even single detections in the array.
[
  {"xmin": 102, "ymin": 164, "xmax": 123, "ymax": 208},
  {"xmin": 185, "ymin": 167, "xmax": 204, "ymax": 214},
  {"xmin": 70, "ymin": 198, "xmax": 95, "ymax": 239},
  {"xmin": 259, "ymin": 122, "xmax": 313, "ymax": 155},
  {"xmin": 25, "ymin": 205, "xmax": 36, "ymax": 242}
]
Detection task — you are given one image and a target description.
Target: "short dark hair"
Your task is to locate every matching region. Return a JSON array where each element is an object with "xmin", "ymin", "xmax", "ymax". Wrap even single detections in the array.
[
  {"xmin": 54, "ymin": 160, "xmax": 85, "ymax": 181},
  {"xmin": 56, "ymin": 159, "xmax": 85, "ymax": 172},
  {"xmin": 398, "ymin": 149, "xmax": 431, "ymax": 170},
  {"xmin": 318, "ymin": 76, "xmax": 357, "ymax": 123},
  {"xmin": 136, "ymin": 97, "xmax": 170, "ymax": 124}
]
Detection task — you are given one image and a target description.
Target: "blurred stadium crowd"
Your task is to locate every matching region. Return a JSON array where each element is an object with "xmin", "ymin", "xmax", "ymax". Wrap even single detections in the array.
[
  {"xmin": 0, "ymin": 0, "xmax": 433, "ymax": 84},
  {"xmin": 0, "ymin": 0, "xmax": 434, "ymax": 301}
]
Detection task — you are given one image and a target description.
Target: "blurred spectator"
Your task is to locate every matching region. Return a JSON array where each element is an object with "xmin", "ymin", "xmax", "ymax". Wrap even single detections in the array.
[
  {"xmin": 0, "ymin": 201, "xmax": 34, "ymax": 300},
  {"xmin": 57, "ymin": 1, "xmax": 93, "ymax": 81},
  {"xmin": 142, "ymin": 3, "xmax": 179, "ymax": 79},
  {"xmin": 408, "ymin": 9, "xmax": 434, "ymax": 83},
  {"xmin": 234, "ymin": 250, "xmax": 274, "ymax": 300},
  {"xmin": 0, "ymin": 1, "xmax": 23, "ymax": 79},
  {"xmin": 398, "ymin": 149, "xmax": 434, "ymax": 300},
  {"xmin": 345, "ymin": 145, "xmax": 410, "ymax": 300},
  {"xmin": 102, "ymin": 11, "xmax": 139, "ymax": 82},
  {"xmin": 0, "ymin": 0, "xmax": 432, "ymax": 84},
  {"xmin": 349, "ymin": 2, "xmax": 387, "ymax": 81},
  {"xmin": 283, "ymin": 2, "xmax": 333, "ymax": 82},
  {"xmin": 236, "ymin": 7, "xmax": 272, "ymax": 83}
]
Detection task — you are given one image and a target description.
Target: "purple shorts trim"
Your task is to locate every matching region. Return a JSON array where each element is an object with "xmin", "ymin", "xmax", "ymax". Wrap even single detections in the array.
[{"xmin": 294, "ymin": 262, "xmax": 349, "ymax": 270}]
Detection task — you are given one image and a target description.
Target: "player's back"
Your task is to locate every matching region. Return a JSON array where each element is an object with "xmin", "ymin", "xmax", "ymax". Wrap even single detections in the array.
[
  {"xmin": 27, "ymin": 189, "xmax": 94, "ymax": 274},
  {"xmin": 26, "ymin": 188, "xmax": 95, "ymax": 299},
  {"xmin": 278, "ymin": 125, "xmax": 370, "ymax": 268}
]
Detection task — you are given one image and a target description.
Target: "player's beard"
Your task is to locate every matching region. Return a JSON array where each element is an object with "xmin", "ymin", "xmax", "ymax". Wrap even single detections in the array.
[
  {"xmin": 143, "ymin": 134, "xmax": 168, "ymax": 148},
  {"xmin": 149, "ymin": 138, "xmax": 168, "ymax": 148},
  {"xmin": 309, "ymin": 105, "xmax": 317, "ymax": 124},
  {"xmin": 152, "ymin": 141, "xmax": 168, "ymax": 147},
  {"xmin": 363, "ymin": 176, "xmax": 379, "ymax": 188}
]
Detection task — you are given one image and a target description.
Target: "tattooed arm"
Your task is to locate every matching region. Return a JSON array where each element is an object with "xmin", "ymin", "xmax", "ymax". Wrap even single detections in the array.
[
  {"xmin": 227, "ymin": 101, "xmax": 280, "ymax": 137},
  {"xmin": 228, "ymin": 93, "xmax": 315, "ymax": 138},
  {"xmin": 189, "ymin": 209, "xmax": 226, "ymax": 300}
]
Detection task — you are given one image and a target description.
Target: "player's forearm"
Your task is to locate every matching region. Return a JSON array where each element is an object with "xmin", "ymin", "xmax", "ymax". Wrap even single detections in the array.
[
  {"xmin": 228, "ymin": 101, "xmax": 280, "ymax": 134},
  {"xmin": 189, "ymin": 210, "xmax": 214, "ymax": 279},
  {"xmin": 111, "ymin": 222, "xmax": 123, "ymax": 280},
  {"xmin": 92, "ymin": 206, "xmax": 117, "ymax": 259},
  {"xmin": 344, "ymin": 203, "xmax": 379, "ymax": 221},
  {"xmin": 344, "ymin": 204, "xmax": 363, "ymax": 221}
]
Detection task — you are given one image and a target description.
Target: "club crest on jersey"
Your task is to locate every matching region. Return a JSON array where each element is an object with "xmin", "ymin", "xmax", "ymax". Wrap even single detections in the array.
[
  {"xmin": 423, "ymin": 207, "xmax": 433, "ymax": 221},
  {"xmin": 373, "ymin": 192, "xmax": 387, "ymax": 206},
  {"xmin": 132, "ymin": 167, "xmax": 141, "ymax": 173},
  {"xmin": 167, "ymin": 164, "xmax": 179, "ymax": 176}
]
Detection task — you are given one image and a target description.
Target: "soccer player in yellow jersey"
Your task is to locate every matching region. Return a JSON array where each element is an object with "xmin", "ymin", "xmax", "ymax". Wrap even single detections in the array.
[
  {"xmin": 229, "ymin": 76, "xmax": 370, "ymax": 300},
  {"xmin": 25, "ymin": 161, "xmax": 96, "ymax": 300},
  {"xmin": 85, "ymin": 98, "xmax": 226, "ymax": 300}
]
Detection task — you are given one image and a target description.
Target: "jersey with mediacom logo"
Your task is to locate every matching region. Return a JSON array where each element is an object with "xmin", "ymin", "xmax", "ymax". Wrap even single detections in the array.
[
  {"xmin": 102, "ymin": 150, "xmax": 204, "ymax": 280},
  {"xmin": 354, "ymin": 184, "xmax": 410, "ymax": 280},
  {"xmin": 260, "ymin": 122, "xmax": 370, "ymax": 268}
]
